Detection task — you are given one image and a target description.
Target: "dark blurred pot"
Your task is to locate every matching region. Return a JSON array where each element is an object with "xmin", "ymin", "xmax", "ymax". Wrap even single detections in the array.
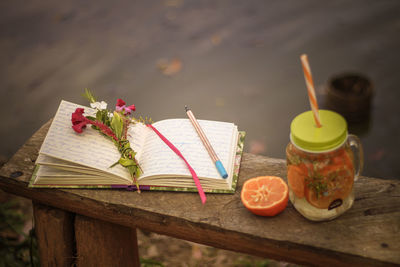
[{"xmin": 326, "ymin": 73, "xmax": 373, "ymax": 123}]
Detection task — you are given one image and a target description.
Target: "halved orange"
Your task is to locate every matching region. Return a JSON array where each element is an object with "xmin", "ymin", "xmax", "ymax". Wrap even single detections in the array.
[{"xmin": 241, "ymin": 176, "xmax": 289, "ymax": 216}]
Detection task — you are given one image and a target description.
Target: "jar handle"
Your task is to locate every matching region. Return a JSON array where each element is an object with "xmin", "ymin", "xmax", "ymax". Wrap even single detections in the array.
[{"xmin": 348, "ymin": 134, "xmax": 364, "ymax": 181}]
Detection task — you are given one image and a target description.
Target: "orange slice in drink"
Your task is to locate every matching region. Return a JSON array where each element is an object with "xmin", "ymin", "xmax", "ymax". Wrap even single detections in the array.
[
  {"xmin": 287, "ymin": 164, "xmax": 308, "ymax": 198},
  {"xmin": 241, "ymin": 176, "xmax": 289, "ymax": 216},
  {"xmin": 305, "ymin": 167, "xmax": 354, "ymax": 209}
]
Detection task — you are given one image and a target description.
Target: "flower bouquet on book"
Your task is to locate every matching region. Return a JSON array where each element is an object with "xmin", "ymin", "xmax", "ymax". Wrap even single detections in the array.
[
  {"xmin": 29, "ymin": 90, "xmax": 245, "ymax": 203},
  {"xmin": 70, "ymin": 89, "xmax": 152, "ymax": 192}
]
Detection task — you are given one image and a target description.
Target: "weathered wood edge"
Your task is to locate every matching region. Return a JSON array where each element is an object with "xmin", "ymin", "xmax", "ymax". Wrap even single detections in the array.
[
  {"xmin": 33, "ymin": 202, "xmax": 75, "ymax": 266},
  {"xmin": 0, "ymin": 176, "xmax": 395, "ymax": 267},
  {"xmin": 0, "ymin": 121, "xmax": 398, "ymax": 266}
]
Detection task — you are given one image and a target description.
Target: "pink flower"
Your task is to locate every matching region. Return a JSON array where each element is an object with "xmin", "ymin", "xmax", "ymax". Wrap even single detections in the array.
[
  {"xmin": 116, "ymin": 98, "xmax": 126, "ymax": 107},
  {"xmin": 116, "ymin": 98, "xmax": 136, "ymax": 115},
  {"xmin": 71, "ymin": 108, "xmax": 89, "ymax": 133}
]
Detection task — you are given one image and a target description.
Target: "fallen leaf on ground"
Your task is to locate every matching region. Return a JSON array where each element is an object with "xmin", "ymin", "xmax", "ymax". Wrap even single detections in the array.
[
  {"xmin": 165, "ymin": 0, "xmax": 183, "ymax": 7},
  {"xmin": 249, "ymin": 140, "xmax": 266, "ymax": 154},
  {"xmin": 368, "ymin": 148, "xmax": 385, "ymax": 161},
  {"xmin": 157, "ymin": 58, "xmax": 182, "ymax": 76},
  {"xmin": 211, "ymin": 34, "xmax": 221, "ymax": 46}
]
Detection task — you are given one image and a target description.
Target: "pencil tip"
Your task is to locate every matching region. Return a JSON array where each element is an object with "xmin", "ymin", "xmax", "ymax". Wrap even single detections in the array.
[{"xmin": 185, "ymin": 105, "xmax": 190, "ymax": 112}]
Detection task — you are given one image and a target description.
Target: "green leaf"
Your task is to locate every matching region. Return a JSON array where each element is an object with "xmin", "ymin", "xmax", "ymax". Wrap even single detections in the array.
[
  {"xmin": 122, "ymin": 142, "xmax": 133, "ymax": 152},
  {"xmin": 109, "ymin": 161, "xmax": 119, "ymax": 168},
  {"xmin": 96, "ymin": 110, "xmax": 109, "ymax": 125},
  {"xmin": 140, "ymin": 257, "xmax": 164, "ymax": 266},
  {"xmin": 127, "ymin": 166, "xmax": 137, "ymax": 176},
  {"xmin": 96, "ymin": 111, "xmax": 102, "ymax": 121},
  {"xmin": 118, "ymin": 158, "xmax": 136, "ymax": 167},
  {"xmin": 83, "ymin": 88, "xmax": 96, "ymax": 103},
  {"xmin": 110, "ymin": 112, "xmax": 123, "ymax": 139},
  {"xmin": 134, "ymin": 165, "xmax": 142, "ymax": 177}
]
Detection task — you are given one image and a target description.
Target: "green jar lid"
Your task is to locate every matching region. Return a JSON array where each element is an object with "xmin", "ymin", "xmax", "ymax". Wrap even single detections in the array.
[{"xmin": 290, "ymin": 110, "xmax": 347, "ymax": 152}]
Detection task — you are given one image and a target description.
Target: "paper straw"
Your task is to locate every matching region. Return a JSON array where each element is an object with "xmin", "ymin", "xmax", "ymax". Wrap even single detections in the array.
[{"xmin": 300, "ymin": 54, "xmax": 322, "ymax": 128}]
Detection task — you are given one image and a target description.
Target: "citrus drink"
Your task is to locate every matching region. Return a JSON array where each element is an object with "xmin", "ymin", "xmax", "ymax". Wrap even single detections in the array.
[{"xmin": 286, "ymin": 142, "xmax": 356, "ymax": 220}]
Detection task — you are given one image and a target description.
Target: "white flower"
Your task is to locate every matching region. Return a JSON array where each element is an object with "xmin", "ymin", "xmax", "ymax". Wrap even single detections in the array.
[{"xmin": 90, "ymin": 101, "xmax": 107, "ymax": 110}]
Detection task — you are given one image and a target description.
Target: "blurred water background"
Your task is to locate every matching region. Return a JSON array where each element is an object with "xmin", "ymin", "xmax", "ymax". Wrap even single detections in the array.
[{"xmin": 1, "ymin": 0, "xmax": 399, "ymax": 179}]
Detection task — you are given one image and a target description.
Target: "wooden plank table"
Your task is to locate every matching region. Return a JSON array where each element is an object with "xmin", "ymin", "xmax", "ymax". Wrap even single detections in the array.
[{"xmin": 0, "ymin": 121, "xmax": 399, "ymax": 267}]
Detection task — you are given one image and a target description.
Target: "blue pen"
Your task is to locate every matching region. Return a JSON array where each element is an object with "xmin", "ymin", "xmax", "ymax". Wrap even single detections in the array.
[{"xmin": 185, "ymin": 106, "xmax": 228, "ymax": 178}]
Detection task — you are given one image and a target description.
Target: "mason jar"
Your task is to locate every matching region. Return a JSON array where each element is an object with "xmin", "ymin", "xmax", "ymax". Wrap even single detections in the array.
[{"xmin": 286, "ymin": 110, "xmax": 363, "ymax": 221}]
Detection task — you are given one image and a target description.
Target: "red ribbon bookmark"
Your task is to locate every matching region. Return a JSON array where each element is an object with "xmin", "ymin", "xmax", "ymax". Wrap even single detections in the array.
[{"xmin": 146, "ymin": 124, "xmax": 207, "ymax": 204}]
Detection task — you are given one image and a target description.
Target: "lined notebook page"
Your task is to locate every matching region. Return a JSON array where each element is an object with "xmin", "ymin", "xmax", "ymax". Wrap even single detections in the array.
[
  {"xmin": 138, "ymin": 119, "xmax": 236, "ymax": 180},
  {"xmin": 39, "ymin": 100, "xmax": 146, "ymax": 181}
]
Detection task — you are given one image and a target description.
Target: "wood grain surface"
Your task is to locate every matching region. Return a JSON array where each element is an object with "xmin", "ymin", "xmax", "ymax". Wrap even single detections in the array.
[
  {"xmin": 75, "ymin": 214, "xmax": 140, "ymax": 267},
  {"xmin": 0, "ymin": 121, "xmax": 399, "ymax": 266},
  {"xmin": 33, "ymin": 202, "xmax": 75, "ymax": 267}
]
